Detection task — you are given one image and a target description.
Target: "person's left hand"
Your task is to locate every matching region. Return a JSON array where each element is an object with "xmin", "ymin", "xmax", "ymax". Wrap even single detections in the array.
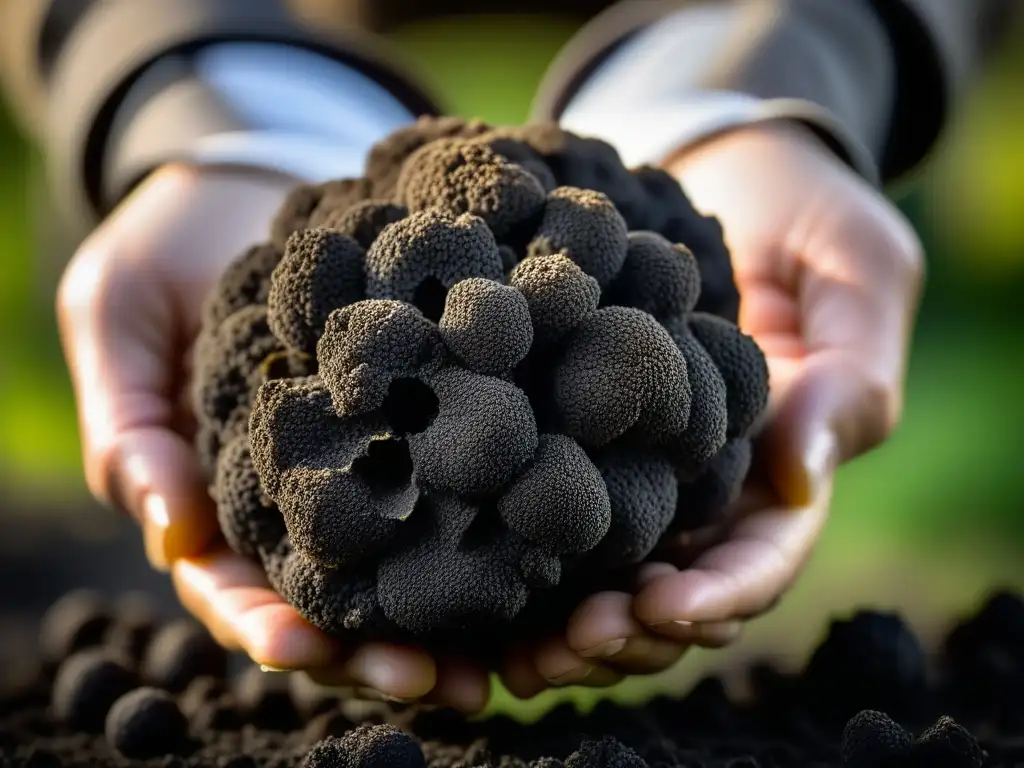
[{"xmin": 498, "ymin": 121, "xmax": 924, "ymax": 698}]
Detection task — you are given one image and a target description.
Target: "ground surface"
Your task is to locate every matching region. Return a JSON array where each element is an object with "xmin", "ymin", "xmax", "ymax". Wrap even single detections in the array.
[{"xmin": 2, "ymin": 588, "xmax": 1024, "ymax": 767}]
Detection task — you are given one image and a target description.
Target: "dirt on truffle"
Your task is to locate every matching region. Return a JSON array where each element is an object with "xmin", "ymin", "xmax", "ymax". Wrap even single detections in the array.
[
  {"xmin": 191, "ymin": 117, "xmax": 771, "ymax": 651},
  {"xmin": 2, "ymin": 588, "xmax": 1024, "ymax": 767}
]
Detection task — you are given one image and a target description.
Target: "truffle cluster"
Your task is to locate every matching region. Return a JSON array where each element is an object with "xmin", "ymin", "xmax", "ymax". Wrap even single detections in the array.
[
  {"xmin": 4, "ymin": 588, "xmax": 1024, "ymax": 766},
  {"xmin": 191, "ymin": 118, "xmax": 770, "ymax": 644}
]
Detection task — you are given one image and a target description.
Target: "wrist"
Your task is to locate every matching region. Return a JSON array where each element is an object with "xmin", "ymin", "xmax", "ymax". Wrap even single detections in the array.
[{"xmin": 664, "ymin": 119, "xmax": 841, "ymax": 184}]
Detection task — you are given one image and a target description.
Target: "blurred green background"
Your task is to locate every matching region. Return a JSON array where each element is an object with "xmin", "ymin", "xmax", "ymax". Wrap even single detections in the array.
[{"xmin": 0, "ymin": 13, "xmax": 1021, "ymax": 719}]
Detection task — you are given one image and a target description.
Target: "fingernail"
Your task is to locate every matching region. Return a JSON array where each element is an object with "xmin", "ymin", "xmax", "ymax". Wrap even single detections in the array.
[
  {"xmin": 802, "ymin": 430, "xmax": 837, "ymax": 503},
  {"xmin": 142, "ymin": 494, "xmax": 171, "ymax": 571},
  {"xmin": 579, "ymin": 639, "xmax": 627, "ymax": 659},
  {"xmin": 651, "ymin": 620, "xmax": 694, "ymax": 628},
  {"xmin": 782, "ymin": 430, "xmax": 837, "ymax": 506},
  {"xmin": 353, "ymin": 686, "xmax": 417, "ymax": 705},
  {"xmin": 546, "ymin": 664, "xmax": 594, "ymax": 686},
  {"xmin": 260, "ymin": 665, "xmax": 289, "ymax": 673},
  {"xmin": 344, "ymin": 648, "xmax": 427, "ymax": 700}
]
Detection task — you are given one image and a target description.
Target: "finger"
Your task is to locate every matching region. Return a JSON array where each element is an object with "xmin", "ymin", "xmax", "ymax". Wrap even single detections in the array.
[
  {"xmin": 172, "ymin": 549, "xmax": 337, "ymax": 670},
  {"xmin": 422, "ymin": 656, "xmax": 492, "ymax": 714},
  {"xmin": 646, "ymin": 620, "xmax": 744, "ymax": 648},
  {"xmin": 775, "ymin": 206, "xmax": 924, "ymax": 504},
  {"xmin": 566, "ymin": 592, "xmax": 688, "ymax": 674},
  {"xmin": 499, "ymin": 646, "xmax": 549, "ymax": 701},
  {"xmin": 634, "ymin": 474, "xmax": 833, "ymax": 626},
  {"xmin": 531, "ymin": 636, "xmax": 596, "ymax": 686},
  {"xmin": 307, "ymin": 643, "xmax": 438, "ymax": 703},
  {"xmin": 58, "ymin": 222, "xmax": 211, "ymax": 567}
]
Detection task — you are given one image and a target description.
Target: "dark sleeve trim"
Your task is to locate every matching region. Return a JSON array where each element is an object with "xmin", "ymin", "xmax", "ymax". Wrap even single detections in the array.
[
  {"xmin": 44, "ymin": 0, "xmax": 443, "ymax": 230},
  {"xmin": 37, "ymin": 0, "xmax": 94, "ymax": 82},
  {"xmin": 862, "ymin": 0, "xmax": 947, "ymax": 182}
]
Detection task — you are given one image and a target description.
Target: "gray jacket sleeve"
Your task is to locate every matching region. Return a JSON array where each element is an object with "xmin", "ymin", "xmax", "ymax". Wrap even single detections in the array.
[
  {"xmin": 533, "ymin": 0, "xmax": 1020, "ymax": 185},
  {"xmin": 0, "ymin": 0, "xmax": 441, "ymax": 233}
]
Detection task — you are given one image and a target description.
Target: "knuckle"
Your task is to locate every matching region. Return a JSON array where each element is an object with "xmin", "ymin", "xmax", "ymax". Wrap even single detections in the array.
[{"xmin": 56, "ymin": 243, "xmax": 115, "ymax": 318}]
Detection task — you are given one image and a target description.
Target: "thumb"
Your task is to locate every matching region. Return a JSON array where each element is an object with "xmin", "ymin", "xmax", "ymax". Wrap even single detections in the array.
[
  {"xmin": 57, "ymin": 237, "xmax": 217, "ymax": 572},
  {"xmin": 762, "ymin": 351, "xmax": 894, "ymax": 508}
]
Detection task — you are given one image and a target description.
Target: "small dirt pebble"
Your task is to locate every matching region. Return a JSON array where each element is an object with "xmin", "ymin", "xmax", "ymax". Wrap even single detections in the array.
[{"xmin": 105, "ymin": 687, "xmax": 190, "ymax": 759}]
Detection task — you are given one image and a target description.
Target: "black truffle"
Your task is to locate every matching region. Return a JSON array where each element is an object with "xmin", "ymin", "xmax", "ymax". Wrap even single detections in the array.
[
  {"xmin": 142, "ymin": 620, "xmax": 229, "ymax": 693},
  {"xmin": 529, "ymin": 187, "xmax": 629, "ymax": 288},
  {"xmin": 633, "ymin": 165, "xmax": 741, "ymax": 322},
  {"xmin": 105, "ymin": 687, "xmax": 189, "ymax": 759},
  {"xmin": 202, "ymin": 242, "xmax": 282, "ymax": 330},
  {"xmin": 508, "ymin": 253, "xmax": 600, "ymax": 343},
  {"xmin": 594, "ymin": 453, "xmax": 678, "ymax": 565},
  {"xmin": 38, "ymin": 589, "xmax": 113, "ymax": 664},
  {"xmin": 364, "ymin": 210, "xmax": 504, "ymax": 320},
  {"xmin": 674, "ymin": 438, "xmax": 752, "ymax": 531},
  {"xmin": 313, "ymin": 199, "xmax": 408, "ymax": 250},
  {"xmin": 366, "ymin": 115, "xmax": 492, "ymax": 200},
  {"xmin": 407, "ymin": 367, "xmax": 538, "ymax": 496},
  {"xmin": 689, "ymin": 312, "xmax": 769, "ymax": 438},
  {"xmin": 264, "ymin": 545, "xmax": 385, "ymax": 637},
  {"xmin": 662, "ymin": 316, "xmax": 729, "ymax": 473},
  {"xmin": 398, "ymin": 138, "xmax": 546, "ymax": 241},
  {"xmin": 191, "ymin": 117, "xmax": 771, "ymax": 649},
  {"xmin": 803, "ymin": 611, "xmax": 929, "ymax": 723},
  {"xmin": 911, "ymin": 715, "xmax": 985, "ymax": 768},
  {"xmin": 376, "ymin": 496, "xmax": 532, "ymax": 634},
  {"xmin": 305, "ymin": 724, "xmax": 425, "ymax": 768},
  {"xmin": 316, "ymin": 299, "xmax": 446, "ymax": 419},
  {"xmin": 51, "ymin": 648, "xmax": 137, "ymax": 732},
  {"xmin": 840, "ymin": 710, "xmax": 912, "ymax": 768},
  {"xmin": 213, "ymin": 432, "xmax": 288, "ymax": 560},
  {"xmin": 438, "ymin": 278, "xmax": 533, "ymax": 375},
  {"xmin": 249, "ymin": 380, "xmax": 412, "ymax": 568},
  {"xmin": 268, "ymin": 227, "xmax": 366, "ymax": 353},
  {"xmin": 564, "ymin": 737, "xmax": 648, "ymax": 767},
  {"xmin": 498, "ymin": 434, "xmax": 611, "ymax": 555},
  {"xmin": 603, "ymin": 232, "xmax": 701, "ymax": 319},
  {"xmin": 554, "ymin": 307, "xmax": 690, "ymax": 448}
]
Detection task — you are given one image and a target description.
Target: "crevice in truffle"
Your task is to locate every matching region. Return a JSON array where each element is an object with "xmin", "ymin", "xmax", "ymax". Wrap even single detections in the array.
[
  {"xmin": 380, "ymin": 377, "xmax": 439, "ymax": 437},
  {"xmin": 412, "ymin": 277, "xmax": 448, "ymax": 322},
  {"xmin": 351, "ymin": 439, "xmax": 414, "ymax": 498},
  {"xmin": 460, "ymin": 499, "xmax": 503, "ymax": 552}
]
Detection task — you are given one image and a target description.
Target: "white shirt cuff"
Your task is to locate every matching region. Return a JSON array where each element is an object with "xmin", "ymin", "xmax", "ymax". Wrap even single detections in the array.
[
  {"xmin": 560, "ymin": 90, "xmax": 880, "ymax": 187},
  {"xmin": 182, "ymin": 42, "xmax": 417, "ymax": 183}
]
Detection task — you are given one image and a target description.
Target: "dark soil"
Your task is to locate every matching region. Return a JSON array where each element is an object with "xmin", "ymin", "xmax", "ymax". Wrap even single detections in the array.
[{"xmin": 2, "ymin": 588, "xmax": 1023, "ymax": 767}]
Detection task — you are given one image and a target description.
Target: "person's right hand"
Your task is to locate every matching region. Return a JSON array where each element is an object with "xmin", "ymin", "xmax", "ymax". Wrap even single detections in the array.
[{"xmin": 56, "ymin": 163, "xmax": 492, "ymax": 713}]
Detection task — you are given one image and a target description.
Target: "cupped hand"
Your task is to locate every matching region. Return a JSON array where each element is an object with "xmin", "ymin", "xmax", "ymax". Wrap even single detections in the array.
[
  {"xmin": 503, "ymin": 121, "xmax": 925, "ymax": 697},
  {"xmin": 56, "ymin": 163, "xmax": 489, "ymax": 713}
]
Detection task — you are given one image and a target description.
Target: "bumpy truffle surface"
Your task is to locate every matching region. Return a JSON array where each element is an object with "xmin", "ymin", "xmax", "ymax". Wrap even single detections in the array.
[
  {"xmin": 398, "ymin": 139, "xmax": 546, "ymax": 241},
  {"xmin": 529, "ymin": 187, "xmax": 628, "ymax": 288},
  {"xmin": 305, "ymin": 724, "xmax": 425, "ymax": 768},
  {"xmin": 192, "ymin": 116, "xmax": 770, "ymax": 650},
  {"xmin": 104, "ymin": 687, "xmax": 189, "ymax": 759},
  {"xmin": 268, "ymin": 228, "xmax": 366, "ymax": 354},
  {"xmin": 840, "ymin": 710, "xmax": 912, "ymax": 768}
]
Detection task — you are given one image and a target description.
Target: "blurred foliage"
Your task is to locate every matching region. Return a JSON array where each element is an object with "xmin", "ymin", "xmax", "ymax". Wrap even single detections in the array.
[{"xmin": 0, "ymin": 10, "xmax": 1021, "ymax": 713}]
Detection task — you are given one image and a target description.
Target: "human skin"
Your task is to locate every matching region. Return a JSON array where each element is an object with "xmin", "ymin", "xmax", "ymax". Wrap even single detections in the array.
[{"xmin": 56, "ymin": 121, "xmax": 923, "ymax": 711}]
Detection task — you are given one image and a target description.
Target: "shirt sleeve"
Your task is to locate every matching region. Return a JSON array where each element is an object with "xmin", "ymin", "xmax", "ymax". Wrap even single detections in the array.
[
  {"xmin": 0, "ymin": 0, "xmax": 440, "ymax": 236},
  {"xmin": 103, "ymin": 43, "xmax": 418, "ymax": 205},
  {"xmin": 534, "ymin": 0, "xmax": 1021, "ymax": 186}
]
